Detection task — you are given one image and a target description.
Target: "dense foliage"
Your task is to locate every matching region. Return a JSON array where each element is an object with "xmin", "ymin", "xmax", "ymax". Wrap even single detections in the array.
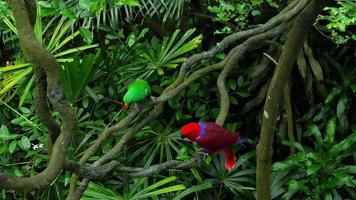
[{"xmin": 0, "ymin": 0, "xmax": 355, "ymax": 199}]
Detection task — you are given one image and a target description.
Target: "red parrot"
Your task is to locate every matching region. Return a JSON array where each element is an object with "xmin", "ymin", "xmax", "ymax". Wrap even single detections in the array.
[{"xmin": 180, "ymin": 122, "xmax": 243, "ymax": 171}]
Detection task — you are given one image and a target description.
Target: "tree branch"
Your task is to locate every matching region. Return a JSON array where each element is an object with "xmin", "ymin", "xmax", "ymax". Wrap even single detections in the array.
[
  {"xmin": 215, "ymin": 23, "xmax": 290, "ymax": 125},
  {"xmin": 67, "ymin": 110, "xmax": 140, "ymax": 197},
  {"xmin": 65, "ymin": 0, "xmax": 311, "ymax": 198},
  {"xmin": 256, "ymin": 0, "xmax": 323, "ymax": 199},
  {"xmin": 33, "ymin": 67, "xmax": 60, "ymax": 150},
  {"xmin": 65, "ymin": 155, "xmax": 201, "ymax": 179},
  {"xmin": 0, "ymin": 0, "xmax": 76, "ymax": 191},
  {"xmin": 155, "ymin": 0, "xmax": 309, "ymax": 104}
]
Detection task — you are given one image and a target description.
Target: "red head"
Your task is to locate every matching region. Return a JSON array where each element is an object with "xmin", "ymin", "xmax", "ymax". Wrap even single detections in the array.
[{"xmin": 180, "ymin": 123, "xmax": 201, "ymax": 141}]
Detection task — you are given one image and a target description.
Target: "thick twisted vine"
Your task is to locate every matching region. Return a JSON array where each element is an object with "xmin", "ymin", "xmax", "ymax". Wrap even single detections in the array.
[{"xmin": 0, "ymin": 0, "xmax": 76, "ymax": 191}]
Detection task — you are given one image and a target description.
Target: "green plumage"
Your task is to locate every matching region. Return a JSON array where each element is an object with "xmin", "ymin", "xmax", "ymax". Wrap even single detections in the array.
[{"xmin": 123, "ymin": 79, "xmax": 151, "ymax": 104}]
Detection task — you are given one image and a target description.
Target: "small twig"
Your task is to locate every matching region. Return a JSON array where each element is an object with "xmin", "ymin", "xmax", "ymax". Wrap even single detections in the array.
[{"xmin": 263, "ymin": 52, "xmax": 278, "ymax": 65}]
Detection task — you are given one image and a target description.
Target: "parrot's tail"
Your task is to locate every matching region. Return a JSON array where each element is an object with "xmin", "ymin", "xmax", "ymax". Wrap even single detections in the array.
[{"xmin": 223, "ymin": 149, "xmax": 236, "ymax": 171}]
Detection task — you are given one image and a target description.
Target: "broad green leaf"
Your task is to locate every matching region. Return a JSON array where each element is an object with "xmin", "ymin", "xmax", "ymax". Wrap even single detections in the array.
[
  {"xmin": 325, "ymin": 192, "xmax": 332, "ymax": 200},
  {"xmin": 9, "ymin": 140, "xmax": 17, "ymax": 153},
  {"xmin": 304, "ymin": 42, "xmax": 323, "ymax": 81},
  {"xmin": 329, "ymin": 132, "xmax": 356, "ymax": 158},
  {"xmin": 20, "ymin": 136, "xmax": 31, "ymax": 150},
  {"xmin": 61, "ymin": 8, "xmax": 77, "ymax": 19},
  {"xmin": 228, "ymin": 79, "xmax": 236, "ymax": 90},
  {"xmin": 325, "ymin": 118, "xmax": 336, "ymax": 145},
  {"xmin": 325, "ymin": 86, "xmax": 343, "ymax": 103},
  {"xmin": 282, "ymin": 140, "xmax": 304, "ymax": 152},
  {"xmin": 19, "ymin": 107, "xmax": 31, "ymax": 114},
  {"xmin": 336, "ymin": 94, "xmax": 347, "ymax": 119},
  {"xmin": 297, "ymin": 50, "xmax": 307, "ymax": 79},
  {"xmin": 308, "ymin": 124, "xmax": 323, "ymax": 151},
  {"xmin": 0, "ymin": 125, "xmax": 10, "ymax": 136},
  {"xmin": 238, "ymin": 75, "xmax": 244, "ymax": 88}
]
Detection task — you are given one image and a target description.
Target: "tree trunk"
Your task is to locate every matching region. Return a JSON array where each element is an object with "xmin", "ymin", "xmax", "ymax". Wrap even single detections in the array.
[{"xmin": 256, "ymin": 0, "xmax": 323, "ymax": 199}]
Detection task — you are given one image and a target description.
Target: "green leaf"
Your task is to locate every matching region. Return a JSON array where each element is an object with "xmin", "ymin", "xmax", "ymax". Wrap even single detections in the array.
[
  {"xmin": 186, "ymin": 83, "xmax": 200, "ymax": 97},
  {"xmin": 236, "ymin": 91, "xmax": 250, "ymax": 97},
  {"xmin": 9, "ymin": 140, "xmax": 17, "ymax": 154},
  {"xmin": 325, "ymin": 118, "xmax": 336, "ymax": 145},
  {"xmin": 297, "ymin": 50, "xmax": 307, "ymax": 79},
  {"xmin": 172, "ymin": 182, "xmax": 212, "ymax": 200},
  {"xmin": 83, "ymin": 183, "xmax": 122, "ymax": 200},
  {"xmin": 306, "ymin": 163, "xmax": 320, "ymax": 176},
  {"xmin": 116, "ymin": 0, "xmax": 140, "ymax": 7},
  {"xmin": 0, "ymin": 63, "xmax": 30, "ymax": 72},
  {"xmin": 136, "ymin": 185, "xmax": 185, "ymax": 200},
  {"xmin": 282, "ymin": 140, "xmax": 304, "ymax": 152},
  {"xmin": 0, "ymin": 125, "xmax": 10, "ymax": 136},
  {"xmin": 61, "ymin": 8, "xmax": 77, "ymax": 19},
  {"xmin": 228, "ymin": 79, "xmax": 236, "ymax": 90},
  {"xmin": 237, "ymin": 75, "xmax": 244, "ymax": 88},
  {"xmin": 128, "ymin": 34, "xmax": 136, "ymax": 47},
  {"xmin": 0, "ymin": 67, "xmax": 32, "ymax": 95},
  {"xmin": 60, "ymin": 54, "xmax": 97, "ymax": 102},
  {"xmin": 325, "ymin": 192, "xmax": 332, "ymax": 200},
  {"xmin": 53, "ymin": 44, "xmax": 98, "ymax": 57},
  {"xmin": 80, "ymin": 27, "xmax": 93, "ymax": 44},
  {"xmin": 336, "ymin": 94, "xmax": 347, "ymax": 119},
  {"xmin": 82, "ymin": 98, "xmax": 89, "ymax": 108},
  {"xmin": 251, "ymin": 10, "xmax": 261, "ymax": 16},
  {"xmin": 308, "ymin": 124, "xmax": 323, "ymax": 151},
  {"xmin": 19, "ymin": 107, "xmax": 31, "ymax": 114},
  {"xmin": 304, "ymin": 42, "xmax": 323, "ymax": 81},
  {"xmin": 329, "ymin": 132, "xmax": 356, "ymax": 158},
  {"xmin": 143, "ymin": 29, "xmax": 201, "ymax": 75},
  {"xmin": 325, "ymin": 86, "xmax": 343, "ymax": 103},
  {"xmin": 19, "ymin": 75, "xmax": 35, "ymax": 107},
  {"xmin": 229, "ymin": 96, "xmax": 238, "ymax": 105},
  {"xmin": 20, "ymin": 136, "xmax": 31, "ymax": 150},
  {"xmin": 190, "ymin": 168, "xmax": 203, "ymax": 182}
]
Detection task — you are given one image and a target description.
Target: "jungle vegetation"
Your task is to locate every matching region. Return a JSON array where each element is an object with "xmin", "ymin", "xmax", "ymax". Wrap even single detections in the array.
[{"xmin": 0, "ymin": 0, "xmax": 355, "ymax": 199}]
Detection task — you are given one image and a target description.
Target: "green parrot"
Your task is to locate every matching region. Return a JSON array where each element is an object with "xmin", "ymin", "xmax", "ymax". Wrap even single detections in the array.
[{"xmin": 123, "ymin": 79, "xmax": 151, "ymax": 109}]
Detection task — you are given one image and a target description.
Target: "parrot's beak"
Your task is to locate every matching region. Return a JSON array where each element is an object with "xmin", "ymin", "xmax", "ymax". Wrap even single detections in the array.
[{"xmin": 123, "ymin": 103, "xmax": 130, "ymax": 110}]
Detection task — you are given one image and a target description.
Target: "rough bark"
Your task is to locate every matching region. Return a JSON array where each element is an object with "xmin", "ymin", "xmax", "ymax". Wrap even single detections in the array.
[{"xmin": 256, "ymin": 1, "xmax": 323, "ymax": 199}]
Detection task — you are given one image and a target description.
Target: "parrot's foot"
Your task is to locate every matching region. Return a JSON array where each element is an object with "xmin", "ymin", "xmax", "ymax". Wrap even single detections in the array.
[
  {"xmin": 197, "ymin": 148, "xmax": 209, "ymax": 159},
  {"xmin": 150, "ymin": 96, "xmax": 158, "ymax": 105},
  {"xmin": 134, "ymin": 103, "xmax": 142, "ymax": 112}
]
